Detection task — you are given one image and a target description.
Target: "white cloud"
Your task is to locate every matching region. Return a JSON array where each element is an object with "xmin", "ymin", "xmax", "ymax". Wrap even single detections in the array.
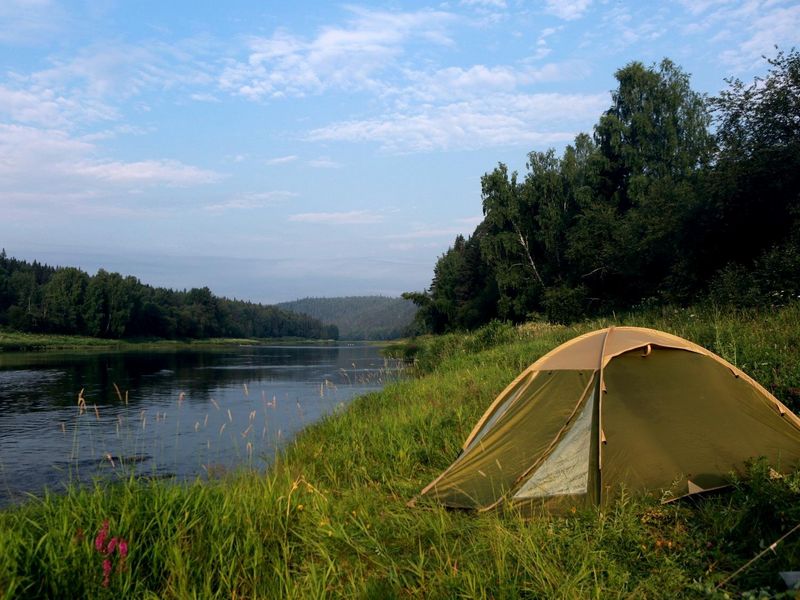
[
  {"xmin": 190, "ymin": 92, "xmax": 221, "ymax": 103},
  {"xmin": 0, "ymin": 82, "xmax": 117, "ymax": 127},
  {"xmin": 219, "ymin": 7, "xmax": 456, "ymax": 100},
  {"xmin": 678, "ymin": 0, "xmax": 736, "ymax": 17},
  {"xmin": 397, "ymin": 60, "xmax": 587, "ymax": 104},
  {"xmin": 71, "ymin": 159, "xmax": 220, "ymax": 186},
  {"xmin": 203, "ymin": 191, "xmax": 297, "ymax": 213},
  {"xmin": 461, "ymin": 0, "xmax": 507, "ymax": 7},
  {"xmin": 544, "ymin": 0, "xmax": 592, "ymax": 21},
  {"xmin": 0, "ymin": 37, "xmax": 218, "ymax": 132},
  {"xmin": 0, "ymin": 123, "xmax": 221, "ymax": 204},
  {"xmin": 29, "ymin": 41, "xmax": 214, "ymax": 101},
  {"xmin": 308, "ymin": 92, "xmax": 608, "ymax": 153},
  {"xmin": 0, "ymin": 85, "xmax": 68, "ymax": 125},
  {"xmin": 288, "ymin": 210, "xmax": 384, "ymax": 225},
  {"xmin": 265, "ymin": 155, "xmax": 299, "ymax": 165},
  {"xmin": 718, "ymin": 3, "xmax": 800, "ymax": 71},
  {"xmin": 307, "ymin": 157, "xmax": 341, "ymax": 168},
  {"xmin": 0, "ymin": 0, "xmax": 65, "ymax": 45}
]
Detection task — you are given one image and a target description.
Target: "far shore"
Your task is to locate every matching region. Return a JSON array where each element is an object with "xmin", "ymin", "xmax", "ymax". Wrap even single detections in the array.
[{"xmin": 0, "ymin": 329, "xmax": 349, "ymax": 353}]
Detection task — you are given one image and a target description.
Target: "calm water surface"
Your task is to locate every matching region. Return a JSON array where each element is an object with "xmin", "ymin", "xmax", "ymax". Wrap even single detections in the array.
[{"xmin": 0, "ymin": 344, "xmax": 403, "ymax": 505}]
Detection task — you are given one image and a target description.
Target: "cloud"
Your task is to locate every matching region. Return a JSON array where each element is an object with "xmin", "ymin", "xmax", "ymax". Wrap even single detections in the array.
[
  {"xmin": 29, "ymin": 40, "xmax": 215, "ymax": 101},
  {"xmin": 0, "ymin": 85, "xmax": 69, "ymax": 126},
  {"xmin": 0, "ymin": 82, "xmax": 116, "ymax": 127},
  {"xmin": 0, "ymin": 0, "xmax": 65, "ymax": 45},
  {"xmin": 307, "ymin": 157, "xmax": 341, "ymax": 168},
  {"xmin": 461, "ymin": 0, "xmax": 507, "ymax": 7},
  {"xmin": 190, "ymin": 92, "xmax": 221, "ymax": 103},
  {"xmin": 203, "ymin": 191, "xmax": 297, "ymax": 213},
  {"xmin": 71, "ymin": 159, "xmax": 221, "ymax": 186},
  {"xmin": 0, "ymin": 37, "xmax": 218, "ymax": 132},
  {"xmin": 678, "ymin": 0, "xmax": 736, "ymax": 17},
  {"xmin": 544, "ymin": 0, "xmax": 592, "ymax": 21},
  {"xmin": 717, "ymin": 3, "xmax": 800, "ymax": 72},
  {"xmin": 288, "ymin": 210, "xmax": 384, "ymax": 225},
  {"xmin": 0, "ymin": 123, "xmax": 221, "ymax": 204},
  {"xmin": 398, "ymin": 60, "xmax": 585, "ymax": 103},
  {"xmin": 219, "ymin": 7, "xmax": 456, "ymax": 100},
  {"xmin": 265, "ymin": 155, "xmax": 299, "ymax": 165},
  {"xmin": 307, "ymin": 92, "xmax": 608, "ymax": 152}
]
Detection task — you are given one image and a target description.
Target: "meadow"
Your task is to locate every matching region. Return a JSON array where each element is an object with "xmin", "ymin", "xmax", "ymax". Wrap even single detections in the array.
[{"xmin": 1, "ymin": 304, "xmax": 800, "ymax": 598}]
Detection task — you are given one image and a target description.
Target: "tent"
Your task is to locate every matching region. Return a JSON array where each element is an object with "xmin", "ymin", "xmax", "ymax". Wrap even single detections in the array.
[{"xmin": 413, "ymin": 326, "xmax": 800, "ymax": 512}]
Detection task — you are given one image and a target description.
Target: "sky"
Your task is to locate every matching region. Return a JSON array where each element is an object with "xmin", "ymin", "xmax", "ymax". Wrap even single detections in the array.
[{"xmin": 1, "ymin": 0, "xmax": 798, "ymax": 304}]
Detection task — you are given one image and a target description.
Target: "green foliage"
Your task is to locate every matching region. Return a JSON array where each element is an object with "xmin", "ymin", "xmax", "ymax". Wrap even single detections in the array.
[
  {"xmin": 0, "ymin": 253, "xmax": 330, "ymax": 341},
  {"xmin": 407, "ymin": 50, "xmax": 800, "ymax": 332}
]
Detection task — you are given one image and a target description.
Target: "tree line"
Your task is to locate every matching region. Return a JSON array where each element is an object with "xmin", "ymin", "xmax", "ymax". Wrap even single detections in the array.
[
  {"xmin": 0, "ymin": 253, "xmax": 339, "ymax": 340},
  {"xmin": 405, "ymin": 50, "xmax": 800, "ymax": 332}
]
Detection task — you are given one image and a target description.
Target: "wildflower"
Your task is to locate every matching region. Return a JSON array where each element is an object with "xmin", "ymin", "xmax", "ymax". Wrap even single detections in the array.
[
  {"xmin": 118, "ymin": 539, "xmax": 128, "ymax": 558},
  {"xmin": 106, "ymin": 537, "xmax": 117, "ymax": 555},
  {"xmin": 102, "ymin": 558, "xmax": 112, "ymax": 588},
  {"xmin": 95, "ymin": 521, "xmax": 109, "ymax": 552}
]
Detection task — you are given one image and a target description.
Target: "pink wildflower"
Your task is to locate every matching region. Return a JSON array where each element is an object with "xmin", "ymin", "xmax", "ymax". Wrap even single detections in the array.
[
  {"xmin": 102, "ymin": 558, "xmax": 112, "ymax": 587},
  {"xmin": 95, "ymin": 521, "xmax": 109, "ymax": 552},
  {"xmin": 106, "ymin": 537, "xmax": 117, "ymax": 555},
  {"xmin": 118, "ymin": 539, "xmax": 128, "ymax": 558}
]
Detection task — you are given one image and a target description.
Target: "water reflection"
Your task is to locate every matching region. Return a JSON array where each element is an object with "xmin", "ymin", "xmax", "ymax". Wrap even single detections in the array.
[{"xmin": 0, "ymin": 344, "xmax": 403, "ymax": 505}]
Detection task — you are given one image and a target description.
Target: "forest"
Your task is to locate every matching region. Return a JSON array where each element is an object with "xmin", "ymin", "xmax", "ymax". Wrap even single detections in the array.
[
  {"xmin": 0, "ymin": 253, "xmax": 338, "ymax": 340},
  {"xmin": 405, "ymin": 49, "xmax": 800, "ymax": 333}
]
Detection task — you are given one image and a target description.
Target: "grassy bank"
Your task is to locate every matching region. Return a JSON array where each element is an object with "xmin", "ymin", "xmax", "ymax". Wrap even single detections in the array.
[
  {"xmin": 2, "ymin": 304, "xmax": 800, "ymax": 598},
  {"xmin": 0, "ymin": 329, "xmax": 338, "ymax": 352}
]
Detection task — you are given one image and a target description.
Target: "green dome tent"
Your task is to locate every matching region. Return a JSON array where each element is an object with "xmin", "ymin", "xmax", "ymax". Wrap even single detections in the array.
[{"xmin": 413, "ymin": 327, "xmax": 800, "ymax": 513}]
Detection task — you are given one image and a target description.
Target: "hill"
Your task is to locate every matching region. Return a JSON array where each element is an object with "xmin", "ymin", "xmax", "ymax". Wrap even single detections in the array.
[{"xmin": 277, "ymin": 296, "xmax": 417, "ymax": 340}]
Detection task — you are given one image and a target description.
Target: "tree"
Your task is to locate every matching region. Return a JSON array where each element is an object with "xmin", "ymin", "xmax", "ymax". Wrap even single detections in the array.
[
  {"xmin": 480, "ymin": 164, "xmax": 544, "ymax": 321},
  {"xmin": 570, "ymin": 58, "xmax": 713, "ymax": 306},
  {"xmin": 705, "ymin": 48, "xmax": 800, "ymax": 277},
  {"xmin": 42, "ymin": 267, "xmax": 89, "ymax": 333}
]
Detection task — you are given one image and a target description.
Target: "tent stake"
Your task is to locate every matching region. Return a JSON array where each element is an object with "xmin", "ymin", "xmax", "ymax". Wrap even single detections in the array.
[{"xmin": 715, "ymin": 521, "xmax": 800, "ymax": 591}]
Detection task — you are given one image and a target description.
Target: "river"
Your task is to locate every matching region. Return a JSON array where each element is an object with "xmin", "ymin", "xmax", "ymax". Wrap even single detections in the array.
[{"xmin": 0, "ymin": 343, "xmax": 403, "ymax": 506}]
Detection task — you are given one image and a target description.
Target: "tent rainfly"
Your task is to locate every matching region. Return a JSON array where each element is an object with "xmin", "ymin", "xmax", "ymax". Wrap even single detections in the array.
[{"xmin": 413, "ymin": 326, "xmax": 800, "ymax": 513}]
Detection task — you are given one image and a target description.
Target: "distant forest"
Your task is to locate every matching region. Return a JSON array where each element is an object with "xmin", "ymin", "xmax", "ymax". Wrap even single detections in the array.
[
  {"xmin": 0, "ymin": 253, "xmax": 337, "ymax": 340},
  {"xmin": 405, "ymin": 49, "xmax": 800, "ymax": 332},
  {"xmin": 277, "ymin": 296, "xmax": 418, "ymax": 340}
]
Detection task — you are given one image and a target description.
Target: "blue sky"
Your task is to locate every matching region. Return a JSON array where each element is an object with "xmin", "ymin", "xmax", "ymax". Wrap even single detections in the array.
[{"xmin": 1, "ymin": 0, "xmax": 798, "ymax": 303}]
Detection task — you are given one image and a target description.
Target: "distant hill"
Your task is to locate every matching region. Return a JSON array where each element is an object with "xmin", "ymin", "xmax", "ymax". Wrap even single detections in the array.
[{"xmin": 277, "ymin": 296, "xmax": 418, "ymax": 340}]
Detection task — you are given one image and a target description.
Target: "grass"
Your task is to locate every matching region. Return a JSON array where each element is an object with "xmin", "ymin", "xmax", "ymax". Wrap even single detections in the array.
[
  {"xmin": 2, "ymin": 303, "xmax": 800, "ymax": 598},
  {"xmin": 0, "ymin": 329, "xmax": 339, "ymax": 352}
]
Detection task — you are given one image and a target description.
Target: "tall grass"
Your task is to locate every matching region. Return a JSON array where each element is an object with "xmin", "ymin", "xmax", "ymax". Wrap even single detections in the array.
[{"xmin": 2, "ymin": 304, "xmax": 800, "ymax": 598}]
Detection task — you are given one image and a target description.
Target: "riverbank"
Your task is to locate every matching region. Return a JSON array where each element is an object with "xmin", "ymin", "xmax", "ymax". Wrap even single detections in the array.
[
  {"xmin": 1, "ymin": 304, "xmax": 799, "ymax": 598},
  {"xmin": 0, "ymin": 329, "xmax": 340, "ymax": 352}
]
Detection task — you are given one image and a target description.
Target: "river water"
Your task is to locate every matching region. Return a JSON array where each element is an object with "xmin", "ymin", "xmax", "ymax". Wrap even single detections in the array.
[{"xmin": 0, "ymin": 343, "xmax": 403, "ymax": 505}]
